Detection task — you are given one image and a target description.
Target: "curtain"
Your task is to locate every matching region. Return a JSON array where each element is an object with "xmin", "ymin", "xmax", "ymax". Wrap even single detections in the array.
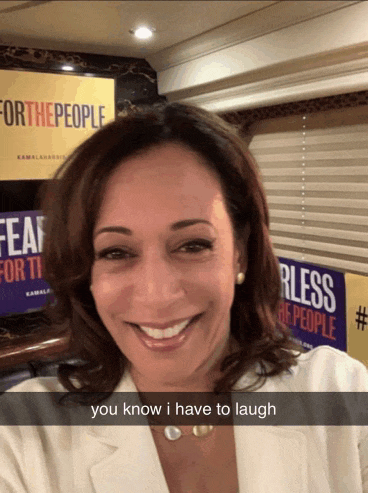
[{"xmin": 248, "ymin": 106, "xmax": 368, "ymax": 275}]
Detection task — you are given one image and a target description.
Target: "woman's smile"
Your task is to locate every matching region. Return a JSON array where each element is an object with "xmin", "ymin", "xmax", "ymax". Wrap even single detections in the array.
[{"xmin": 126, "ymin": 313, "xmax": 203, "ymax": 351}]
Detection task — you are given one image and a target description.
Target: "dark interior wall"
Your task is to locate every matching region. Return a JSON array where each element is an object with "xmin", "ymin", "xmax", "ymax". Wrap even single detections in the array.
[
  {"xmin": 220, "ymin": 90, "xmax": 368, "ymax": 136},
  {"xmin": 0, "ymin": 44, "xmax": 165, "ymax": 111},
  {"xmin": 0, "ymin": 180, "xmax": 44, "ymax": 213}
]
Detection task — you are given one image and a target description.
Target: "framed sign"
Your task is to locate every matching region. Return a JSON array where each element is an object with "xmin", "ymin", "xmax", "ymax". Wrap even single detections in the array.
[
  {"xmin": 0, "ymin": 69, "xmax": 115, "ymax": 179},
  {"xmin": 0, "ymin": 210, "xmax": 53, "ymax": 316},
  {"xmin": 278, "ymin": 257, "xmax": 346, "ymax": 351},
  {"xmin": 346, "ymin": 273, "xmax": 368, "ymax": 365}
]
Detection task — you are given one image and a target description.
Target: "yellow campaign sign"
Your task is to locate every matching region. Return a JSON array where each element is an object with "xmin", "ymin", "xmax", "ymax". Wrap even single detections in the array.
[
  {"xmin": 346, "ymin": 273, "xmax": 368, "ymax": 367},
  {"xmin": 0, "ymin": 69, "xmax": 115, "ymax": 180}
]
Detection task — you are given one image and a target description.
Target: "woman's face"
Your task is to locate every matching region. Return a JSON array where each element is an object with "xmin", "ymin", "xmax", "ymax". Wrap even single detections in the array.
[{"xmin": 90, "ymin": 143, "xmax": 244, "ymax": 391}]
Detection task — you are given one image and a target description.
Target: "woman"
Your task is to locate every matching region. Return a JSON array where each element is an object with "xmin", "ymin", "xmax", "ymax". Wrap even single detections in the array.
[{"xmin": 1, "ymin": 102, "xmax": 367, "ymax": 492}]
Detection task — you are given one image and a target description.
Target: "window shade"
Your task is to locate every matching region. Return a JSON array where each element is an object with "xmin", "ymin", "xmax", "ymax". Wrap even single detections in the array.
[{"xmin": 248, "ymin": 111, "xmax": 368, "ymax": 275}]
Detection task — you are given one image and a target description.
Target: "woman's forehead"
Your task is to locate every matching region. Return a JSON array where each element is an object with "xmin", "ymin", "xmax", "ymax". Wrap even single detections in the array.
[
  {"xmin": 111, "ymin": 143, "xmax": 216, "ymax": 180},
  {"xmin": 101, "ymin": 144, "xmax": 222, "ymax": 204},
  {"xmin": 94, "ymin": 143, "xmax": 230, "ymax": 232}
]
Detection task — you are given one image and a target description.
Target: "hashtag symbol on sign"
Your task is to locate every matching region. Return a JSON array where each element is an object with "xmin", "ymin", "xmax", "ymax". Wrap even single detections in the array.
[{"xmin": 355, "ymin": 306, "xmax": 368, "ymax": 331}]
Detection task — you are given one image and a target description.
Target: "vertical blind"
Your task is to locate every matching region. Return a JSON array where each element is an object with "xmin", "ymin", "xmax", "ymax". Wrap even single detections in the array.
[{"xmin": 248, "ymin": 107, "xmax": 368, "ymax": 275}]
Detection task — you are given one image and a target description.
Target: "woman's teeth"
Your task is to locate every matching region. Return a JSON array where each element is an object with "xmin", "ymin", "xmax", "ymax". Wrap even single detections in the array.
[{"xmin": 138, "ymin": 319, "xmax": 191, "ymax": 339}]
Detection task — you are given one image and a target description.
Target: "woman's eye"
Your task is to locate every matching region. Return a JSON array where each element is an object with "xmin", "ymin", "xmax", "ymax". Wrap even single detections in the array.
[
  {"xmin": 176, "ymin": 239, "xmax": 214, "ymax": 254},
  {"xmin": 95, "ymin": 248, "xmax": 136, "ymax": 260},
  {"xmin": 94, "ymin": 240, "xmax": 214, "ymax": 260}
]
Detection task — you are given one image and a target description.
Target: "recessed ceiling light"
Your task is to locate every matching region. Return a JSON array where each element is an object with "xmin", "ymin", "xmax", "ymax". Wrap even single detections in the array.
[
  {"xmin": 62, "ymin": 65, "xmax": 74, "ymax": 71},
  {"xmin": 129, "ymin": 26, "xmax": 155, "ymax": 40}
]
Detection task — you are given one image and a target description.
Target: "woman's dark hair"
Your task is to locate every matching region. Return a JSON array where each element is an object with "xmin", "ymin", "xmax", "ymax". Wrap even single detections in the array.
[{"xmin": 39, "ymin": 102, "xmax": 301, "ymax": 397}]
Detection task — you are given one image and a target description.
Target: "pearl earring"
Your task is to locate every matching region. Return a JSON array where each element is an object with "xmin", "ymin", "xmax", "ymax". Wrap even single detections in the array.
[{"xmin": 236, "ymin": 272, "xmax": 245, "ymax": 285}]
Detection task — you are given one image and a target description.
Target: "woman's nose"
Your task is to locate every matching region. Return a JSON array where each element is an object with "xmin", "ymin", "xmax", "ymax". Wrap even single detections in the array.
[{"xmin": 133, "ymin": 254, "xmax": 185, "ymax": 307}]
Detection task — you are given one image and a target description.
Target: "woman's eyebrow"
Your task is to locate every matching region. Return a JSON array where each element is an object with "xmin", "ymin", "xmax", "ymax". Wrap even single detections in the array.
[
  {"xmin": 94, "ymin": 219, "xmax": 213, "ymax": 239},
  {"xmin": 93, "ymin": 226, "xmax": 132, "ymax": 239},
  {"xmin": 170, "ymin": 219, "xmax": 213, "ymax": 231}
]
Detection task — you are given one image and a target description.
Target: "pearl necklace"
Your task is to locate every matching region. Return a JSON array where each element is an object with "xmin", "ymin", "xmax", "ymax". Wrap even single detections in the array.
[{"xmin": 151, "ymin": 424, "xmax": 214, "ymax": 441}]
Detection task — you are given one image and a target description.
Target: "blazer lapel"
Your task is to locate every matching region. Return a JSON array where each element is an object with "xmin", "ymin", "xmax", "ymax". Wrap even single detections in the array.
[
  {"xmin": 235, "ymin": 426, "xmax": 309, "ymax": 493},
  {"xmin": 234, "ymin": 424, "xmax": 334, "ymax": 493},
  {"xmin": 88, "ymin": 425, "xmax": 314, "ymax": 493},
  {"xmin": 86, "ymin": 373, "xmax": 169, "ymax": 493},
  {"xmin": 88, "ymin": 425, "xmax": 169, "ymax": 493},
  {"xmin": 232, "ymin": 369, "xmax": 332, "ymax": 493}
]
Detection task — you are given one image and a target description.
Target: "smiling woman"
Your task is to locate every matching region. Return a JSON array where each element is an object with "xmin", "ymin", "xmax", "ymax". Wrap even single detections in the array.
[{"xmin": 1, "ymin": 102, "xmax": 367, "ymax": 493}]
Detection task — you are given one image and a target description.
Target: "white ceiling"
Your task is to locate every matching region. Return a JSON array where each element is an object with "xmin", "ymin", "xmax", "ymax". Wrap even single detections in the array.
[
  {"xmin": 0, "ymin": 1, "xmax": 276, "ymax": 58},
  {"xmin": 0, "ymin": 0, "xmax": 358, "ymax": 79},
  {"xmin": 0, "ymin": 1, "xmax": 365, "ymax": 114}
]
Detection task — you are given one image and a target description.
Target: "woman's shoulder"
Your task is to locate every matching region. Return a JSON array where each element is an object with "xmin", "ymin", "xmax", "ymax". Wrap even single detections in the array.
[
  {"xmin": 5, "ymin": 376, "xmax": 67, "ymax": 393},
  {"xmin": 295, "ymin": 345, "xmax": 367, "ymax": 376},
  {"xmin": 279, "ymin": 345, "xmax": 368, "ymax": 392},
  {"xmin": 234, "ymin": 345, "xmax": 368, "ymax": 392}
]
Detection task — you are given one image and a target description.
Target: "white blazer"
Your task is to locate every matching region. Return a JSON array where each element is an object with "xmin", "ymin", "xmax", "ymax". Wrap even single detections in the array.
[{"xmin": 0, "ymin": 346, "xmax": 367, "ymax": 493}]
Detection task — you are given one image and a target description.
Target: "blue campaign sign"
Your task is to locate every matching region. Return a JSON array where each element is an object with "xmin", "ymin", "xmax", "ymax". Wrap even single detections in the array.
[
  {"xmin": 0, "ymin": 210, "xmax": 54, "ymax": 316},
  {"xmin": 278, "ymin": 257, "xmax": 346, "ymax": 352}
]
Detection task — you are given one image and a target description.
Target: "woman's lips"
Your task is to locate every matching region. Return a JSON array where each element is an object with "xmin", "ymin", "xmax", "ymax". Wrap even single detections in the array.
[{"xmin": 128, "ymin": 313, "xmax": 202, "ymax": 351}]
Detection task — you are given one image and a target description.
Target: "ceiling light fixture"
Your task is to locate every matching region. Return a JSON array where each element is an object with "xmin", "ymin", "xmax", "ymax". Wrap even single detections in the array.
[
  {"xmin": 129, "ymin": 26, "xmax": 155, "ymax": 40},
  {"xmin": 61, "ymin": 65, "xmax": 74, "ymax": 71}
]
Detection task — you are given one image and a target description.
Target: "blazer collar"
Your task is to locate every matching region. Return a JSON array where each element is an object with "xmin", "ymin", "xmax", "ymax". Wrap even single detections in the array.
[
  {"xmin": 85, "ymin": 373, "xmax": 330, "ymax": 493},
  {"xmin": 87, "ymin": 425, "xmax": 314, "ymax": 493}
]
